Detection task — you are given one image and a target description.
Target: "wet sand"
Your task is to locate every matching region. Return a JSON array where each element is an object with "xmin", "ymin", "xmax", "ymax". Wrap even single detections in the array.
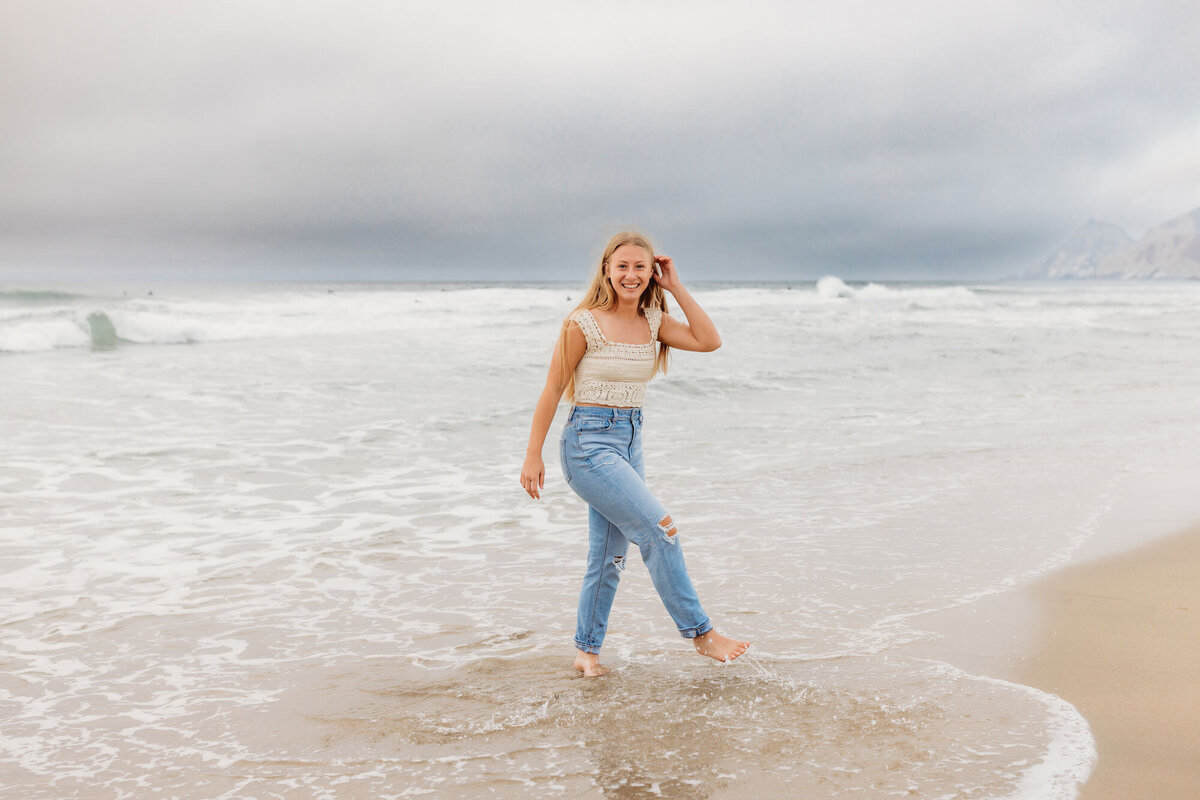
[{"xmin": 1024, "ymin": 522, "xmax": 1200, "ymax": 799}]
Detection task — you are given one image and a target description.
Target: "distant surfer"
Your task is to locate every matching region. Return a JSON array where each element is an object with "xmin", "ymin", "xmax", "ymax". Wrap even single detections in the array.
[{"xmin": 520, "ymin": 231, "xmax": 750, "ymax": 676}]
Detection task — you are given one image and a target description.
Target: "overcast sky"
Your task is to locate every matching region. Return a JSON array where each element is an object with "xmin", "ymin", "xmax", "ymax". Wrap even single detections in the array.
[{"xmin": 2, "ymin": 0, "xmax": 1199, "ymax": 281}]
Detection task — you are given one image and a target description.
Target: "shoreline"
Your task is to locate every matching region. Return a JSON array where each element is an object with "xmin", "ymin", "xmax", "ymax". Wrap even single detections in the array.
[
  {"xmin": 1022, "ymin": 521, "xmax": 1200, "ymax": 799},
  {"xmin": 908, "ymin": 519, "xmax": 1200, "ymax": 798},
  {"xmin": 903, "ymin": 465, "xmax": 1200, "ymax": 798}
]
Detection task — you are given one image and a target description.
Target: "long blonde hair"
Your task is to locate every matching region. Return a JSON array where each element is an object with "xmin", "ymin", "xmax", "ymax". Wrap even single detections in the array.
[{"xmin": 557, "ymin": 231, "xmax": 671, "ymax": 403}]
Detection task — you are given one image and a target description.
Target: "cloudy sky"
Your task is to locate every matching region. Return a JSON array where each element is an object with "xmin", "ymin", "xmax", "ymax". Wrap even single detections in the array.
[{"xmin": 2, "ymin": 0, "xmax": 1198, "ymax": 281}]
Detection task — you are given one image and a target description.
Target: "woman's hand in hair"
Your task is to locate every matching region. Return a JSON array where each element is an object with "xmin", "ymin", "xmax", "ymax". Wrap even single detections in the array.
[{"xmin": 654, "ymin": 255, "xmax": 682, "ymax": 295}]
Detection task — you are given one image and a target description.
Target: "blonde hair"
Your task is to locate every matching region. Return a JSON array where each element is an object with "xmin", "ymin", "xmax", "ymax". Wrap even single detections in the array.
[{"xmin": 556, "ymin": 231, "xmax": 671, "ymax": 403}]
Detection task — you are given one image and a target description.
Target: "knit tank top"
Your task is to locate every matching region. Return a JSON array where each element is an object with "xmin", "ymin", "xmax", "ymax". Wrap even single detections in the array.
[{"xmin": 570, "ymin": 306, "xmax": 663, "ymax": 407}]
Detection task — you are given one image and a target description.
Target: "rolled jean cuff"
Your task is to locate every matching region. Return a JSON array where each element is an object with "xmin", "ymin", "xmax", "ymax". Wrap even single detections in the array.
[
  {"xmin": 677, "ymin": 619, "xmax": 713, "ymax": 640},
  {"xmin": 575, "ymin": 638, "xmax": 602, "ymax": 654}
]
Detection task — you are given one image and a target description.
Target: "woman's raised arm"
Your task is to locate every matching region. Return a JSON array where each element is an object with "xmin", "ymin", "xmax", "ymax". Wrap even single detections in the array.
[{"xmin": 654, "ymin": 255, "xmax": 722, "ymax": 352}]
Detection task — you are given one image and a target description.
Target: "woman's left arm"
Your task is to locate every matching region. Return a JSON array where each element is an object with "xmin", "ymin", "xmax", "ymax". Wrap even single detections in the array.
[{"xmin": 654, "ymin": 255, "xmax": 722, "ymax": 352}]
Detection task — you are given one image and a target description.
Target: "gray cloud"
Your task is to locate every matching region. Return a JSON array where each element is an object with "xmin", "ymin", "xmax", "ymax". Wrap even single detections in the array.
[{"xmin": 2, "ymin": 0, "xmax": 1199, "ymax": 281}]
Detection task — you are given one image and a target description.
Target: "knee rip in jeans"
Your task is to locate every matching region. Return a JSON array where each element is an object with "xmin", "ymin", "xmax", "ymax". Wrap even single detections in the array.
[
  {"xmin": 657, "ymin": 514, "xmax": 678, "ymax": 545},
  {"xmin": 612, "ymin": 554, "xmax": 627, "ymax": 572}
]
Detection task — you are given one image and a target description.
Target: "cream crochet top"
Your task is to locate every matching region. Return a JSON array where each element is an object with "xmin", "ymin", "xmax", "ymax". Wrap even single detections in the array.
[{"xmin": 570, "ymin": 306, "xmax": 663, "ymax": 407}]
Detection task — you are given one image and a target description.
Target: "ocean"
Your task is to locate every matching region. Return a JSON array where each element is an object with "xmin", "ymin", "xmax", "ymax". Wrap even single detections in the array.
[{"xmin": 3, "ymin": 278, "xmax": 1199, "ymax": 798}]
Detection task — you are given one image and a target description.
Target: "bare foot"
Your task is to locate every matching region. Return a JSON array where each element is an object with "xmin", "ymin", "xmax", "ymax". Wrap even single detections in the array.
[
  {"xmin": 573, "ymin": 649, "xmax": 610, "ymax": 677},
  {"xmin": 693, "ymin": 630, "xmax": 751, "ymax": 663}
]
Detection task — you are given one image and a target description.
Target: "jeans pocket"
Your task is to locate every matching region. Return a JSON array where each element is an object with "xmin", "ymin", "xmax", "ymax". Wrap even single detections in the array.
[
  {"xmin": 574, "ymin": 418, "xmax": 612, "ymax": 436},
  {"xmin": 559, "ymin": 434, "xmax": 573, "ymax": 484}
]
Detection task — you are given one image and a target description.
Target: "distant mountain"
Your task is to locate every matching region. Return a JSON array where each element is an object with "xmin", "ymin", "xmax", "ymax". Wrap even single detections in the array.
[
  {"xmin": 1028, "ymin": 206, "xmax": 1200, "ymax": 279},
  {"xmin": 1094, "ymin": 207, "xmax": 1200, "ymax": 278},
  {"xmin": 1024, "ymin": 220, "xmax": 1132, "ymax": 278}
]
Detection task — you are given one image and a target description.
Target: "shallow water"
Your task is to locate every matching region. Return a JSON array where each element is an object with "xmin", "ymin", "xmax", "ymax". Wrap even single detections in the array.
[{"xmin": 3, "ymin": 279, "xmax": 1199, "ymax": 797}]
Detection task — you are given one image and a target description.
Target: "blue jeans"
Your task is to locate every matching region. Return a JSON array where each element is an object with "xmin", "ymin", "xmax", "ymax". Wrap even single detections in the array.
[{"xmin": 559, "ymin": 405, "xmax": 713, "ymax": 654}]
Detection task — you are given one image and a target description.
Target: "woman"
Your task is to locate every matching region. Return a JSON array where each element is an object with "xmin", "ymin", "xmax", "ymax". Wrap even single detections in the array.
[{"xmin": 520, "ymin": 231, "xmax": 750, "ymax": 677}]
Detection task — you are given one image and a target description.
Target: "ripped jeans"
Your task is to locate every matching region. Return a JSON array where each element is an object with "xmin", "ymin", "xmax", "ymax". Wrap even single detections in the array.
[{"xmin": 560, "ymin": 405, "xmax": 712, "ymax": 654}]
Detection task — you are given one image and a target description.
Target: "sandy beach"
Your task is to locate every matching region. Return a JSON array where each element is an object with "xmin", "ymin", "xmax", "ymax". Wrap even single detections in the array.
[{"xmin": 1024, "ymin": 522, "xmax": 1200, "ymax": 799}]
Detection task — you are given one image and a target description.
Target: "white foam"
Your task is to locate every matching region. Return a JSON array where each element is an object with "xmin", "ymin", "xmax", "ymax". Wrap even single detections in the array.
[
  {"xmin": 0, "ymin": 316, "xmax": 91, "ymax": 352},
  {"xmin": 817, "ymin": 275, "xmax": 858, "ymax": 299},
  {"xmin": 995, "ymin": 680, "xmax": 1096, "ymax": 799},
  {"xmin": 817, "ymin": 275, "xmax": 984, "ymax": 308},
  {"xmin": 0, "ymin": 285, "xmax": 586, "ymax": 352}
]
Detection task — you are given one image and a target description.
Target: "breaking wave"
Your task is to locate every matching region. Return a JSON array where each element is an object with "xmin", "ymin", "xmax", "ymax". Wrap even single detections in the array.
[{"xmin": 816, "ymin": 276, "xmax": 983, "ymax": 308}]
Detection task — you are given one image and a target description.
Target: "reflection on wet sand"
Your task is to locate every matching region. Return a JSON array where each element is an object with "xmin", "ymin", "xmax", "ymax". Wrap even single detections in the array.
[{"xmin": 274, "ymin": 651, "xmax": 1057, "ymax": 798}]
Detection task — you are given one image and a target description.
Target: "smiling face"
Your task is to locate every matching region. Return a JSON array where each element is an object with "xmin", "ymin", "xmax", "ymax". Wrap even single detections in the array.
[{"xmin": 605, "ymin": 243, "xmax": 654, "ymax": 304}]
